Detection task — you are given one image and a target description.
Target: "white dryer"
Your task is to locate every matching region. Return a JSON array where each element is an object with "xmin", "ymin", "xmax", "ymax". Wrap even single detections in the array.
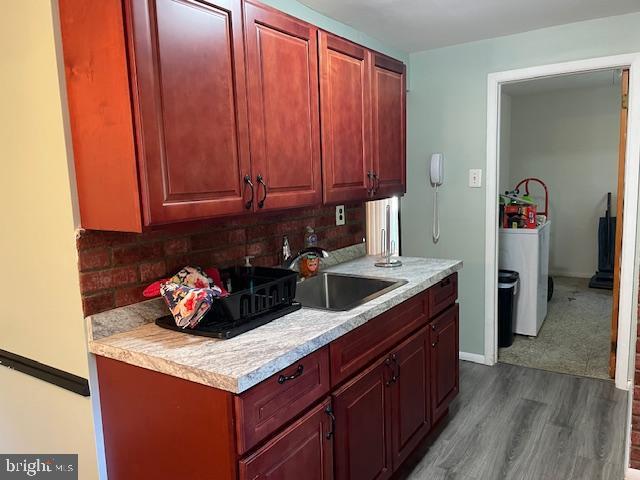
[{"xmin": 498, "ymin": 221, "xmax": 550, "ymax": 336}]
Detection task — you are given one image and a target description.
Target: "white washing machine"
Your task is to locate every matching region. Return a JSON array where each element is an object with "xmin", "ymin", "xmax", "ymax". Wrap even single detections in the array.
[{"xmin": 499, "ymin": 221, "xmax": 550, "ymax": 336}]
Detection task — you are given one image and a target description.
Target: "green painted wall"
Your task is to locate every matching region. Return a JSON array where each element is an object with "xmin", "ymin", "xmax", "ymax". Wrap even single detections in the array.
[
  {"xmin": 258, "ymin": 0, "xmax": 408, "ymax": 63},
  {"xmin": 402, "ymin": 12, "xmax": 640, "ymax": 355}
]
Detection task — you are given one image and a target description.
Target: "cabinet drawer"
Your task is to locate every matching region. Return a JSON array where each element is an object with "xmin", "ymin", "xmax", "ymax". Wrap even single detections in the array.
[
  {"xmin": 330, "ymin": 291, "xmax": 429, "ymax": 387},
  {"xmin": 428, "ymin": 273, "xmax": 458, "ymax": 317},
  {"xmin": 235, "ymin": 346, "xmax": 330, "ymax": 454}
]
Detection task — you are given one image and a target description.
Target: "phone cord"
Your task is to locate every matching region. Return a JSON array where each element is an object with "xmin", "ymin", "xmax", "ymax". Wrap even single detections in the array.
[{"xmin": 433, "ymin": 185, "xmax": 440, "ymax": 243}]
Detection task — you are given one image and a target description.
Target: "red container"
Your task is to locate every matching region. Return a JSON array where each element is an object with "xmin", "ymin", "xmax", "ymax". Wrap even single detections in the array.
[{"xmin": 503, "ymin": 204, "xmax": 537, "ymax": 229}]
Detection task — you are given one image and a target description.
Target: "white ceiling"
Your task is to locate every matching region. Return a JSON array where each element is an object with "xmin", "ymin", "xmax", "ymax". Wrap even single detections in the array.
[
  {"xmin": 298, "ymin": 0, "xmax": 640, "ymax": 52},
  {"xmin": 502, "ymin": 69, "xmax": 621, "ymax": 96}
]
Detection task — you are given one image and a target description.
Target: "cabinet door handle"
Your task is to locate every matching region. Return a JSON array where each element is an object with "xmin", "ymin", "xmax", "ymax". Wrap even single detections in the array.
[
  {"xmin": 367, "ymin": 171, "xmax": 374, "ymax": 196},
  {"xmin": 431, "ymin": 322, "xmax": 439, "ymax": 343},
  {"xmin": 384, "ymin": 357, "xmax": 395, "ymax": 386},
  {"xmin": 391, "ymin": 353, "xmax": 399, "ymax": 382},
  {"xmin": 372, "ymin": 171, "xmax": 379, "ymax": 194},
  {"xmin": 243, "ymin": 175, "xmax": 254, "ymax": 210},
  {"xmin": 277, "ymin": 364, "xmax": 303, "ymax": 384},
  {"xmin": 257, "ymin": 175, "xmax": 268, "ymax": 208},
  {"xmin": 441, "ymin": 277, "xmax": 451, "ymax": 287},
  {"xmin": 325, "ymin": 403, "xmax": 336, "ymax": 439}
]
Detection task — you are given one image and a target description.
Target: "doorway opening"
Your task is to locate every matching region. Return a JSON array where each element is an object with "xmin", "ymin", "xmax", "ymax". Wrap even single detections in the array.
[
  {"xmin": 495, "ymin": 69, "xmax": 626, "ymax": 380},
  {"xmin": 484, "ymin": 54, "xmax": 640, "ymax": 391}
]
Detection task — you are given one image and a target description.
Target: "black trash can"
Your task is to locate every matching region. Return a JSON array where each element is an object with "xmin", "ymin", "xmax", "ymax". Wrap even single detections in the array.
[{"xmin": 498, "ymin": 269, "xmax": 519, "ymax": 348}]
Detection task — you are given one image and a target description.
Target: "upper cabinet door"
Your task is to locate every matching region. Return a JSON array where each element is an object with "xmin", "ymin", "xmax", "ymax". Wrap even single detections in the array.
[
  {"xmin": 371, "ymin": 53, "xmax": 406, "ymax": 199},
  {"xmin": 319, "ymin": 32, "xmax": 372, "ymax": 204},
  {"xmin": 244, "ymin": 1, "xmax": 322, "ymax": 211},
  {"xmin": 127, "ymin": 0, "xmax": 252, "ymax": 226}
]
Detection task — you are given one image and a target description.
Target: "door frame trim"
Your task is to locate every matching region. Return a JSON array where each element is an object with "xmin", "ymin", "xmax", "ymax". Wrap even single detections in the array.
[{"xmin": 484, "ymin": 53, "xmax": 640, "ymax": 391}]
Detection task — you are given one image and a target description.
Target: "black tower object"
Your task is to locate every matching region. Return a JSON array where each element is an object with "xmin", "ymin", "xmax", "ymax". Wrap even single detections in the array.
[{"xmin": 589, "ymin": 192, "xmax": 616, "ymax": 290}]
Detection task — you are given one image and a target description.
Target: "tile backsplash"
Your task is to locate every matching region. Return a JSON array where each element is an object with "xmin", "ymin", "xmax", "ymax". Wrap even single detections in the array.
[{"xmin": 77, "ymin": 205, "xmax": 365, "ymax": 316}]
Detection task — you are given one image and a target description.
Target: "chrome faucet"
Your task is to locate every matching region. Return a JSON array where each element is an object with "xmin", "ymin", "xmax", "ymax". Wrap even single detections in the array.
[
  {"xmin": 281, "ymin": 235, "xmax": 292, "ymax": 265},
  {"xmin": 282, "ymin": 247, "xmax": 330, "ymax": 269}
]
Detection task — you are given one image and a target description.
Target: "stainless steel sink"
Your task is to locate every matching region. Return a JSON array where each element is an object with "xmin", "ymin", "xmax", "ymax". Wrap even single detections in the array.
[{"xmin": 294, "ymin": 272, "xmax": 407, "ymax": 311}]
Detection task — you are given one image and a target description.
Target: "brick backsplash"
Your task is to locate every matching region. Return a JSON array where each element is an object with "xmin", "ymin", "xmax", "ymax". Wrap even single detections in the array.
[{"xmin": 77, "ymin": 204, "xmax": 365, "ymax": 317}]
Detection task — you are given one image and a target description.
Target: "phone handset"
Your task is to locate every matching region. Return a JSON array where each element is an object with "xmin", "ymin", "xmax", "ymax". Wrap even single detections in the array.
[{"xmin": 430, "ymin": 153, "xmax": 445, "ymax": 243}]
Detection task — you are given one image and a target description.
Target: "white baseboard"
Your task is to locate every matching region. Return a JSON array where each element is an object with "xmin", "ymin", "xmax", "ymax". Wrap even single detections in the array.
[
  {"xmin": 459, "ymin": 351, "xmax": 486, "ymax": 364},
  {"xmin": 626, "ymin": 467, "xmax": 640, "ymax": 479}
]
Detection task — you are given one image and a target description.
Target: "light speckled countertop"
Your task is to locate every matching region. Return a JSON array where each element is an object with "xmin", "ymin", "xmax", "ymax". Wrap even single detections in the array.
[{"xmin": 88, "ymin": 255, "xmax": 462, "ymax": 393}]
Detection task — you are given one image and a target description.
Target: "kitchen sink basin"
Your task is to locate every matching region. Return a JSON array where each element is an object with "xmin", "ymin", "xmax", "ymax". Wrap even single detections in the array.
[{"xmin": 294, "ymin": 272, "xmax": 407, "ymax": 311}]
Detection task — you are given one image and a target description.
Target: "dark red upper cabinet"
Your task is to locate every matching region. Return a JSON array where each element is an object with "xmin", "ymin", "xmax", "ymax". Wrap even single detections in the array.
[
  {"xmin": 61, "ymin": 0, "xmax": 406, "ymax": 232},
  {"xmin": 319, "ymin": 32, "xmax": 372, "ymax": 204},
  {"xmin": 371, "ymin": 53, "xmax": 406, "ymax": 199},
  {"xmin": 430, "ymin": 305, "xmax": 460, "ymax": 423},
  {"xmin": 126, "ymin": 0, "xmax": 252, "ymax": 226},
  {"xmin": 243, "ymin": 1, "xmax": 323, "ymax": 211}
]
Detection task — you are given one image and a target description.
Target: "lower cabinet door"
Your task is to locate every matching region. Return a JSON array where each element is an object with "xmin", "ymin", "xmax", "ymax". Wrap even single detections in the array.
[
  {"xmin": 333, "ymin": 355, "xmax": 393, "ymax": 480},
  {"xmin": 390, "ymin": 327, "xmax": 431, "ymax": 468},
  {"xmin": 430, "ymin": 304, "xmax": 460, "ymax": 423},
  {"xmin": 239, "ymin": 398, "xmax": 334, "ymax": 480}
]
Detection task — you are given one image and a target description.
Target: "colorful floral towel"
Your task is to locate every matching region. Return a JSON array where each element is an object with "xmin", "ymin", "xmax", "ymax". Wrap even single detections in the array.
[
  {"xmin": 160, "ymin": 267, "xmax": 227, "ymax": 329},
  {"xmin": 143, "ymin": 267, "xmax": 225, "ymax": 298}
]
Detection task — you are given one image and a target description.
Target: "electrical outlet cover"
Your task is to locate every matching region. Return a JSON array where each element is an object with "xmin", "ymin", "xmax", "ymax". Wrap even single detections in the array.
[
  {"xmin": 469, "ymin": 169, "xmax": 482, "ymax": 188},
  {"xmin": 335, "ymin": 205, "xmax": 346, "ymax": 225}
]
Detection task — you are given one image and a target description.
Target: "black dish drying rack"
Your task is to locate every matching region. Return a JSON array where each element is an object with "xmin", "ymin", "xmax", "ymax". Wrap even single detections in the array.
[{"xmin": 156, "ymin": 266, "xmax": 300, "ymax": 339}]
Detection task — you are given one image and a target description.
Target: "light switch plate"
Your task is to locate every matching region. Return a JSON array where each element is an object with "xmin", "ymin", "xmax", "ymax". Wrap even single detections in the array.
[
  {"xmin": 469, "ymin": 169, "xmax": 482, "ymax": 188},
  {"xmin": 335, "ymin": 205, "xmax": 346, "ymax": 225}
]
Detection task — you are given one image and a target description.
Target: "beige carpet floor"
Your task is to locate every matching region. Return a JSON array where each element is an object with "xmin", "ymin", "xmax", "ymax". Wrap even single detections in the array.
[{"xmin": 498, "ymin": 276, "xmax": 612, "ymax": 380}]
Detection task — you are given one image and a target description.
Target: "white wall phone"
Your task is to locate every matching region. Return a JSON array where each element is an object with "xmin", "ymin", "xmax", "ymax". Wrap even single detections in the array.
[
  {"xmin": 430, "ymin": 153, "xmax": 445, "ymax": 242},
  {"xmin": 430, "ymin": 153, "xmax": 444, "ymax": 186}
]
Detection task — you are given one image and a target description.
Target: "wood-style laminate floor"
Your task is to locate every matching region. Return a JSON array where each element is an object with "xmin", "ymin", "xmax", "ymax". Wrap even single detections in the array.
[{"xmin": 399, "ymin": 361, "xmax": 627, "ymax": 480}]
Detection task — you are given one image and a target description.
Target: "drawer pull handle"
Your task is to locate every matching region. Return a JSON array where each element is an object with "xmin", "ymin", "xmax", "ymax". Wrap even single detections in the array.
[
  {"xmin": 325, "ymin": 404, "xmax": 336, "ymax": 439},
  {"xmin": 441, "ymin": 278, "xmax": 451, "ymax": 287},
  {"xmin": 278, "ymin": 364, "xmax": 304, "ymax": 384}
]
